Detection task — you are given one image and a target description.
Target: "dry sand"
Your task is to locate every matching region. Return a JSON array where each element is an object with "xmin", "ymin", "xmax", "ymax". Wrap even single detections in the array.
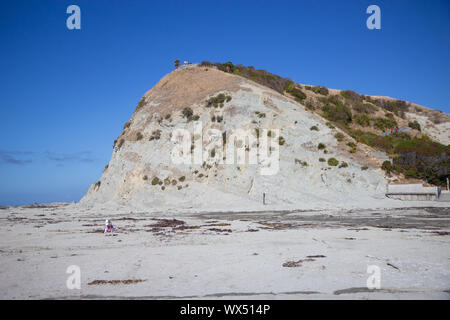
[{"xmin": 0, "ymin": 203, "xmax": 449, "ymax": 300}]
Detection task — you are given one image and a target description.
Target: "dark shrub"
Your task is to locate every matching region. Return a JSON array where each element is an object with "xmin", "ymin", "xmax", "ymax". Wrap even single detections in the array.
[
  {"xmin": 372, "ymin": 98, "xmax": 409, "ymax": 116},
  {"xmin": 206, "ymin": 93, "xmax": 231, "ymax": 108},
  {"xmin": 408, "ymin": 120, "xmax": 421, "ymax": 131},
  {"xmin": 149, "ymin": 130, "xmax": 161, "ymax": 141},
  {"xmin": 354, "ymin": 114, "xmax": 371, "ymax": 127},
  {"xmin": 373, "ymin": 117, "xmax": 397, "ymax": 131},
  {"xmin": 200, "ymin": 61, "xmax": 213, "ymax": 67},
  {"xmin": 334, "ymin": 132, "xmax": 344, "ymax": 142},
  {"xmin": 285, "ymin": 83, "xmax": 306, "ymax": 102},
  {"xmin": 295, "ymin": 159, "xmax": 308, "ymax": 166},
  {"xmin": 117, "ymin": 139, "xmax": 125, "ymax": 149},
  {"xmin": 135, "ymin": 96, "xmax": 146, "ymax": 111},
  {"xmin": 339, "ymin": 161, "xmax": 348, "ymax": 168},
  {"xmin": 322, "ymin": 103, "xmax": 352, "ymax": 124},
  {"xmin": 353, "ymin": 103, "xmax": 377, "ymax": 114},
  {"xmin": 321, "ymin": 94, "xmax": 342, "ymax": 106},
  {"xmin": 151, "ymin": 177, "xmax": 161, "ymax": 185},
  {"xmin": 182, "ymin": 107, "xmax": 193, "ymax": 119},
  {"xmin": 340, "ymin": 90, "xmax": 361, "ymax": 102},
  {"xmin": 381, "ymin": 161, "xmax": 393, "ymax": 173},
  {"xmin": 328, "ymin": 158, "xmax": 339, "ymax": 166},
  {"xmin": 311, "ymin": 86, "xmax": 329, "ymax": 95},
  {"xmin": 123, "ymin": 121, "xmax": 131, "ymax": 129}
]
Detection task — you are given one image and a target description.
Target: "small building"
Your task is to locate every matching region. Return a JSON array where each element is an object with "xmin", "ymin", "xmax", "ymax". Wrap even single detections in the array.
[{"xmin": 386, "ymin": 184, "xmax": 440, "ymax": 201}]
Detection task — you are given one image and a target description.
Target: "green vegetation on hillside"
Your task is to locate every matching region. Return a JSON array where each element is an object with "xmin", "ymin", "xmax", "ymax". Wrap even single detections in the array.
[
  {"xmin": 201, "ymin": 61, "xmax": 296, "ymax": 95},
  {"xmin": 353, "ymin": 130, "xmax": 450, "ymax": 185},
  {"xmin": 305, "ymin": 85, "xmax": 329, "ymax": 95},
  {"xmin": 206, "ymin": 93, "xmax": 232, "ymax": 108},
  {"xmin": 207, "ymin": 60, "xmax": 449, "ymax": 186},
  {"xmin": 321, "ymin": 102, "xmax": 352, "ymax": 124}
]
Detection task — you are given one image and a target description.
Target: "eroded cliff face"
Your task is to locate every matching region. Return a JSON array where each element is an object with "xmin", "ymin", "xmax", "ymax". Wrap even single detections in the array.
[{"xmin": 80, "ymin": 66, "xmax": 388, "ymax": 210}]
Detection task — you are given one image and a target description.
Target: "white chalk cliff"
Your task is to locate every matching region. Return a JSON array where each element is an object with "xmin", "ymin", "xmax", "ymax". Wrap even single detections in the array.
[{"xmin": 80, "ymin": 66, "xmax": 390, "ymax": 211}]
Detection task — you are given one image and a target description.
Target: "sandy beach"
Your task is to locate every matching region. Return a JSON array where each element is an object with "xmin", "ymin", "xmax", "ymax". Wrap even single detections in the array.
[{"xmin": 1, "ymin": 203, "xmax": 449, "ymax": 300}]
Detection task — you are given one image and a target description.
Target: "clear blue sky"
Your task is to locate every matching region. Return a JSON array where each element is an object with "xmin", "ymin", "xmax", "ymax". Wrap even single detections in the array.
[{"xmin": 0, "ymin": 0, "xmax": 449, "ymax": 205}]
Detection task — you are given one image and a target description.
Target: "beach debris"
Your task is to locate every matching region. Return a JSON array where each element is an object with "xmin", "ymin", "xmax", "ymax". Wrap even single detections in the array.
[
  {"xmin": 432, "ymin": 231, "xmax": 450, "ymax": 236},
  {"xmin": 88, "ymin": 279, "xmax": 146, "ymax": 285},
  {"xmin": 283, "ymin": 260, "xmax": 303, "ymax": 267},
  {"xmin": 283, "ymin": 258, "xmax": 315, "ymax": 267},
  {"xmin": 376, "ymin": 225, "xmax": 392, "ymax": 230},
  {"xmin": 208, "ymin": 228, "xmax": 232, "ymax": 233},
  {"xmin": 259, "ymin": 222, "xmax": 296, "ymax": 230},
  {"xmin": 146, "ymin": 218, "xmax": 185, "ymax": 228},
  {"xmin": 205, "ymin": 223, "xmax": 231, "ymax": 227},
  {"xmin": 174, "ymin": 225, "xmax": 201, "ymax": 231},
  {"xmin": 387, "ymin": 263, "xmax": 400, "ymax": 270}
]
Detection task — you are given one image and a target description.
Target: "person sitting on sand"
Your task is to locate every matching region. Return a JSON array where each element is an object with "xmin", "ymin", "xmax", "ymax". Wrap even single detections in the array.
[{"xmin": 104, "ymin": 219, "xmax": 114, "ymax": 235}]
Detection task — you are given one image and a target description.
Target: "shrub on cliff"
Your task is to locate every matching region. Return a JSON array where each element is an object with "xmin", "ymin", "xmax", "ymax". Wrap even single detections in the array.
[
  {"xmin": 322, "ymin": 103, "xmax": 352, "ymax": 124},
  {"xmin": 340, "ymin": 90, "xmax": 361, "ymax": 102},
  {"xmin": 354, "ymin": 114, "xmax": 371, "ymax": 127},
  {"xmin": 373, "ymin": 117, "xmax": 397, "ymax": 131},
  {"xmin": 328, "ymin": 158, "xmax": 339, "ymax": 166},
  {"xmin": 151, "ymin": 177, "xmax": 161, "ymax": 185},
  {"xmin": 306, "ymin": 86, "xmax": 328, "ymax": 95},
  {"xmin": 381, "ymin": 160, "xmax": 393, "ymax": 174},
  {"xmin": 408, "ymin": 120, "xmax": 421, "ymax": 131}
]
